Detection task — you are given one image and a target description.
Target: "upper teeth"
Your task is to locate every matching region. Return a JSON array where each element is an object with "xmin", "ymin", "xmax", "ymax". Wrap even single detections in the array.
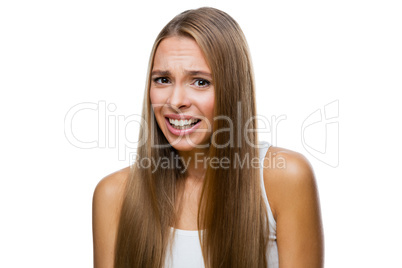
[{"xmin": 169, "ymin": 118, "xmax": 199, "ymax": 126}]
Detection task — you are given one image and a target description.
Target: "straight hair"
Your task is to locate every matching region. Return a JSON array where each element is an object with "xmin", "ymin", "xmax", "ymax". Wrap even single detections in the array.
[{"xmin": 114, "ymin": 7, "xmax": 269, "ymax": 267}]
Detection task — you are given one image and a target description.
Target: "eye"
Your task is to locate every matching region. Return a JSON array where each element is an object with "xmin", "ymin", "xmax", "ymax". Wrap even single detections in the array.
[
  {"xmin": 153, "ymin": 77, "xmax": 170, "ymax": 84},
  {"xmin": 193, "ymin": 79, "xmax": 211, "ymax": 88}
]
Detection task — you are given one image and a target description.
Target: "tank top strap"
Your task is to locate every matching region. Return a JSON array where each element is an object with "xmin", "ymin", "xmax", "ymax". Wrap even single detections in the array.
[{"xmin": 258, "ymin": 141, "xmax": 277, "ymax": 240}]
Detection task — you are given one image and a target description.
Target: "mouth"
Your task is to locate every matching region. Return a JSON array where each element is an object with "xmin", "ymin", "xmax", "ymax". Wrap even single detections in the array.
[{"xmin": 165, "ymin": 117, "xmax": 202, "ymax": 130}]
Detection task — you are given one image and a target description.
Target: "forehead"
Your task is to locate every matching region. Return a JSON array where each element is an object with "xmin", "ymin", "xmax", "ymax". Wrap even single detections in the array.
[{"xmin": 153, "ymin": 36, "xmax": 210, "ymax": 71}]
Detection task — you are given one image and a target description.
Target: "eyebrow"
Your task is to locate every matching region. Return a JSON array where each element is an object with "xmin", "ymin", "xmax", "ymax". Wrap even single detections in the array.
[{"xmin": 151, "ymin": 69, "xmax": 212, "ymax": 79}]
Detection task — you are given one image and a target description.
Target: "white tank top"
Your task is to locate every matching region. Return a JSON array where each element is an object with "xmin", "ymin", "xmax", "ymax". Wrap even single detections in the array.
[{"xmin": 164, "ymin": 141, "xmax": 279, "ymax": 268}]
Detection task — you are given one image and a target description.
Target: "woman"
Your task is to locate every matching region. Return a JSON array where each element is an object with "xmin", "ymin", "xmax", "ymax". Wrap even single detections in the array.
[{"xmin": 93, "ymin": 7, "xmax": 323, "ymax": 268}]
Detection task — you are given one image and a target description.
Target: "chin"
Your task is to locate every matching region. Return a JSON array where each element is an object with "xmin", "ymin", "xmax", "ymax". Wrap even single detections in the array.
[{"xmin": 167, "ymin": 137, "xmax": 210, "ymax": 152}]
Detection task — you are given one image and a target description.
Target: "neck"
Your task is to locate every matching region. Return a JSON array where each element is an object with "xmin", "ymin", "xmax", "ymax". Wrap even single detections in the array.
[{"xmin": 178, "ymin": 147, "xmax": 209, "ymax": 182}]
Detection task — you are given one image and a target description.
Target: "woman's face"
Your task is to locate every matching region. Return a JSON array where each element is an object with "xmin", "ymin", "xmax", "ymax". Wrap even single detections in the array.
[{"xmin": 150, "ymin": 36, "xmax": 215, "ymax": 152}]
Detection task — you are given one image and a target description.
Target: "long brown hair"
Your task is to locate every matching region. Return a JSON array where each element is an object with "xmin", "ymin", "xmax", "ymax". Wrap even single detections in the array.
[{"xmin": 114, "ymin": 7, "xmax": 269, "ymax": 267}]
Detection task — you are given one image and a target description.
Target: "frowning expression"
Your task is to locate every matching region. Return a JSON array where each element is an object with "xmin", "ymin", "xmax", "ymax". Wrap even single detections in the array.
[{"xmin": 150, "ymin": 36, "xmax": 215, "ymax": 151}]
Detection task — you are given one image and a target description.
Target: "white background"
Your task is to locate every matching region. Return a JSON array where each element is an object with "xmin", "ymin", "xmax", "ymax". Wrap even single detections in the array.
[{"xmin": 1, "ymin": 0, "xmax": 401, "ymax": 267}]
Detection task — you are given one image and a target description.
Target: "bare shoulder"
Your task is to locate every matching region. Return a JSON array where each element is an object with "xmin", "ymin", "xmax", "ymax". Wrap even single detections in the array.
[
  {"xmin": 263, "ymin": 146, "xmax": 314, "ymax": 178},
  {"xmin": 93, "ymin": 166, "xmax": 131, "ymax": 201},
  {"xmin": 262, "ymin": 146, "xmax": 317, "ymax": 219},
  {"xmin": 262, "ymin": 146, "xmax": 324, "ymax": 267},
  {"xmin": 92, "ymin": 166, "xmax": 131, "ymax": 268}
]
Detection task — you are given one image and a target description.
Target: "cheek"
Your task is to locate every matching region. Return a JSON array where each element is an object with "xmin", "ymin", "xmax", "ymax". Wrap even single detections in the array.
[
  {"xmin": 150, "ymin": 87, "xmax": 170, "ymax": 107},
  {"xmin": 149, "ymin": 88, "xmax": 157, "ymax": 105},
  {"xmin": 149, "ymin": 89, "xmax": 163, "ymax": 123},
  {"xmin": 205, "ymin": 93, "xmax": 215, "ymax": 118},
  {"xmin": 150, "ymin": 88, "xmax": 164, "ymax": 113}
]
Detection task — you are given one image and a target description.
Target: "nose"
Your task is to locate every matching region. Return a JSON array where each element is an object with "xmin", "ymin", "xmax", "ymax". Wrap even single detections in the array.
[{"xmin": 167, "ymin": 83, "xmax": 191, "ymax": 110}]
